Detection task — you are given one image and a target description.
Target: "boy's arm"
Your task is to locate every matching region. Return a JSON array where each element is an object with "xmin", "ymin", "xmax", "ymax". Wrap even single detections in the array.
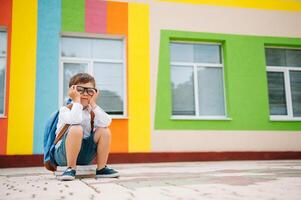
[
  {"xmin": 59, "ymin": 85, "xmax": 83, "ymax": 125},
  {"xmin": 92, "ymin": 105, "xmax": 112, "ymax": 128},
  {"xmin": 59, "ymin": 103, "xmax": 83, "ymax": 125}
]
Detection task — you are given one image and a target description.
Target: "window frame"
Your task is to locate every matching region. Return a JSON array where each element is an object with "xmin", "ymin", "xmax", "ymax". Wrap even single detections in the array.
[
  {"xmin": 170, "ymin": 41, "xmax": 229, "ymax": 120},
  {"xmin": 0, "ymin": 27, "xmax": 8, "ymax": 118},
  {"xmin": 266, "ymin": 46, "xmax": 301, "ymax": 121},
  {"xmin": 59, "ymin": 33, "xmax": 127, "ymax": 118}
]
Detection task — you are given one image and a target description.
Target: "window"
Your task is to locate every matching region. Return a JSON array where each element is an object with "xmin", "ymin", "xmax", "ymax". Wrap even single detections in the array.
[
  {"xmin": 0, "ymin": 29, "xmax": 7, "ymax": 116},
  {"xmin": 170, "ymin": 42, "xmax": 227, "ymax": 119},
  {"xmin": 60, "ymin": 35, "xmax": 126, "ymax": 117},
  {"xmin": 265, "ymin": 47, "xmax": 301, "ymax": 120}
]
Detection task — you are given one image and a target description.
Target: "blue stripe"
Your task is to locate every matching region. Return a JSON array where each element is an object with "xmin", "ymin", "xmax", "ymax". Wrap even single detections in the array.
[{"xmin": 34, "ymin": 0, "xmax": 61, "ymax": 154}]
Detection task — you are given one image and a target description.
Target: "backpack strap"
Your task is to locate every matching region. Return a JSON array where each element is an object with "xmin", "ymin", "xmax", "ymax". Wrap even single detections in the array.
[
  {"xmin": 53, "ymin": 104, "xmax": 95, "ymax": 145},
  {"xmin": 53, "ymin": 104, "xmax": 73, "ymax": 145},
  {"xmin": 90, "ymin": 110, "xmax": 95, "ymax": 130}
]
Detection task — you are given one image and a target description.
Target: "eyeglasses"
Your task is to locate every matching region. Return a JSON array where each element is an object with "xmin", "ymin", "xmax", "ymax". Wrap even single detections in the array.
[{"xmin": 76, "ymin": 86, "xmax": 97, "ymax": 96}]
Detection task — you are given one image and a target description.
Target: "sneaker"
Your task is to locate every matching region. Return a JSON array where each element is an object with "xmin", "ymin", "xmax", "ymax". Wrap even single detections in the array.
[
  {"xmin": 96, "ymin": 166, "xmax": 119, "ymax": 178},
  {"xmin": 60, "ymin": 167, "xmax": 76, "ymax": 181}
]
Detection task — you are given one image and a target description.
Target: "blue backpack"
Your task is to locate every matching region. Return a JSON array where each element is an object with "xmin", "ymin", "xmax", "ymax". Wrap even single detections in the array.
[
  {"xmin": 43, "ymin": 102, "xmax": 73, "ymax": 171},
  {"xmin": 43, "ymin": 103, "xmax": 94, "ymax": 171},
  {"xmin": 43, "ymin": 110, "xmax": 60, "ymax": 171}
]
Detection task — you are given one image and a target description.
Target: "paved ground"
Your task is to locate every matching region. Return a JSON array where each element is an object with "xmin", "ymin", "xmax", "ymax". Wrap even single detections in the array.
[{"xmin": 0, "ymin": 160, "xmax": 301, "ymax": 200}]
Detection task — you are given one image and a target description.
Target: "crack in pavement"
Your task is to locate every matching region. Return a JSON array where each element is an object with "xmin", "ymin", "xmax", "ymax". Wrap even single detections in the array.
[{"xmin": 80, "ymin": 179, "xmax": 101, "ymax": 194}]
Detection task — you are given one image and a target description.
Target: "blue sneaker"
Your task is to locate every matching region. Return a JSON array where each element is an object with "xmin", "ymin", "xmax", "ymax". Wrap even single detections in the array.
[
  {"xmin": 60, "ymin": 167, "xmax": 76, "ymax": 181},
  {"xmin": 96, "ymin": 166, "xmax": 119, "ymax": 178}
]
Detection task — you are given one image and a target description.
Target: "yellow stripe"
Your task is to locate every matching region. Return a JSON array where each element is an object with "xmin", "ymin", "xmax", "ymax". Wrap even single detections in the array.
[
  {"xmin": 7, "ymin": 0, "xmax": 37, "ymax": 154},
  {"xmin": 158, "ymin": 0, "xmax": 301, "ymax": 12},
  {"xmin": 128, "ymin": 3, "xmax": 151, "ymax": 152}
]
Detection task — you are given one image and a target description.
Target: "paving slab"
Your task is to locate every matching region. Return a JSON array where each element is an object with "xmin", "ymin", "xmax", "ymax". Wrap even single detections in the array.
[{"xmin": 1, "ymin": 160, "xmax": 301, "ymax": 200}]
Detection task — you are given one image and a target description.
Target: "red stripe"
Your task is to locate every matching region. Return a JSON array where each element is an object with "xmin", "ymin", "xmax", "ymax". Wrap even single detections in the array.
[
  {"xmin": 1, "ymin": 152, "xmax": 301, "ymax": 168},
  {"xmin": 85, "ymin": 0, "xmax": 107, "ymax": 33},
  {"xmin": 0, "ymin": 0, "xmax": 12, "ymax": 155}
]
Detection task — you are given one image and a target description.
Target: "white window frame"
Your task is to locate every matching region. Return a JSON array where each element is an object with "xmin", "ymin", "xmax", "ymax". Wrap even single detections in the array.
[
  {"xmin": 266, "ymin": 46, "xmax": 301, "ymax": 121},
  {"xmin": 170, "ymin": 41, "xmax": 230, "ymax": 120},
  {"xmin": 59, "ymin": 33, "xmax": 127, "ymax": 119},
  {"xmin": 0, "ymin": 27, "xmax": 7, "ymax": 118}
]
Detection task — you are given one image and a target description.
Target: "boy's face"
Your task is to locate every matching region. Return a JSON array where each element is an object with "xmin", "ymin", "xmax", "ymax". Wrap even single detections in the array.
[{"xmin": 76, "ymin": 82, "xmax": 96, "ymax": 107}]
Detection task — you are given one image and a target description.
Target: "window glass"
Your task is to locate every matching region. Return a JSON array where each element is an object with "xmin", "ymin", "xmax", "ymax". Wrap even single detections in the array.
[
  {"xmin": 94, "ymin": 62, "xmax": 124, "ymax": 114},
  {"xmin": 0, "ymin": 30, "xmax": 7, "ymax": 114},
  {"xmin": 197, "ymin": 67, "xmax": 225, "ymax": 115},
  {"xmin": 290, "ymin": 71, "xmax": 301, "ymax": 117},
  {"xmin": 92, "ymin": 39, "xmax": 123, "ymax": 60},
  {"xmin": 170, "ymin": 43, "xmax": 194, "ymax": 62},
  {"xmin": 267, "ymin": 72, "xmax": 287, "ymax": 115},
  {"xmin": 265, "ymin": 48, "xmax": 286, "ymax": 66},
  {"xmin": 170, "ymin": 42, "xmax": 221, "ymax": 64},
  {"xmin": 170, "ymin": 42, "xmax": 225, "ymax": 117},
  {"xmin": 61, "ymin": 37, "xmax": 92, "ymax": 58},
  {"xmin": 286, "ymin": 49, "xmax": 301, "ymax": 67},
  {"xmin": 171, "ymin": 65, "xmax": 195, "ymax": 115},
  {"xmin": 194, "ymin": 44, "xmax": 221, "ymax": 64},
  {"xmin": 266, "ymin": 47, "xmax": 301, "ymax": 119}
]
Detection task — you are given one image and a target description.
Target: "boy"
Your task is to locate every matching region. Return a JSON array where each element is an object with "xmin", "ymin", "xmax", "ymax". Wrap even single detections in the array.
[{"xmin": 54, "ymin": 73, "xmax": 119, "ymax": 181}]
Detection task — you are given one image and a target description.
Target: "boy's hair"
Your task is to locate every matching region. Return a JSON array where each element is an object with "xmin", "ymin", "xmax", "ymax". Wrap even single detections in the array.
[{"xmin": 69, "ymin": 73, "xmax": 96, "ymax": 88}]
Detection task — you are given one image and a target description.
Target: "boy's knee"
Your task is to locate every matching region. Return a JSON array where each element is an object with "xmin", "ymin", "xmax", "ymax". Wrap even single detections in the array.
[
  {"xmin": 96, "ymin": 127, "xmax": 111, "ymax": 137},
  {"xmin": 69, "ymin": 125, "xmax": 84, "ymax": 136}
]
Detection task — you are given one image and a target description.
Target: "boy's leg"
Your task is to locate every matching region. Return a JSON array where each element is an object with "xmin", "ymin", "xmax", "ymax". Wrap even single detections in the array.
[
  {"xmin": 93, "ymin": 127, "xmax": 111, "ymax": 170},
  {"xmin": 66, "ymin": 125, "xmax": 84, "ymax": 169}
]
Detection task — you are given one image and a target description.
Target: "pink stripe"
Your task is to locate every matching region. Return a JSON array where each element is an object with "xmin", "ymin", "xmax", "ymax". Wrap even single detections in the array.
[{"xmin": 85, "ymin": 0, "xmax": 106, "ymax": 33}]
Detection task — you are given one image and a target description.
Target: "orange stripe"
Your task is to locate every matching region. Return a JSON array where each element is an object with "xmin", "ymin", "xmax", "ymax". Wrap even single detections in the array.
[
  {"xmin": 107, "ymin": 1, "xmax": 128, "ymax": 35},
  {"xmin": 0, "ymin": 0, "xmax": 12, "ymax": 155},
  {"xmin": 110, "ymin": 120, "xmax": 128, "ymax": 152},
  {"xmin": 107, "ymin": 2, "xmax": 129, "ymax": 152}
]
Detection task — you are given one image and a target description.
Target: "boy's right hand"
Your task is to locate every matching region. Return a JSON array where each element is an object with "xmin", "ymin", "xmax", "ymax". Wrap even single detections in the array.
[{"xmin": 69, "ymin": 85, "xmax": 81, "ymax": 103}]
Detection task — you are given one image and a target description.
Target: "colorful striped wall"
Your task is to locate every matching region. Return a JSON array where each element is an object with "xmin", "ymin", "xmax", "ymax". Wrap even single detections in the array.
[
  {"xmin": 1, "ymin": 0, "xmax": 150, "ymax": 155},
  {"xmin": 0, "ymin": 0, "xmax": 300, "ymax": 156}
]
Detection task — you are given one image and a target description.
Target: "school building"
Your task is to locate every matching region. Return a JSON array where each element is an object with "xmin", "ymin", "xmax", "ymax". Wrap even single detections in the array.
[{"xmin": 0, "ymin": 0, "xmax": 301, "ymax": 167}]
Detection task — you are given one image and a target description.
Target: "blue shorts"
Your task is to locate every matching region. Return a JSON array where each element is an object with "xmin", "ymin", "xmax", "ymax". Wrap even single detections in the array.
[{"xmin": 54, "ymin": 128, "xmax": 97, "ymax": 166}]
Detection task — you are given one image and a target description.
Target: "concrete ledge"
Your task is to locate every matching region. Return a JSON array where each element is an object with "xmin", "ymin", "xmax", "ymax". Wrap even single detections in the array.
[
  {"xmin": 55, "ymin": 165, "xmax": 96, "ymax": 176},
  {"xmin": 1, "ymin": 152, "xmax": 301, "ymax": 168}
]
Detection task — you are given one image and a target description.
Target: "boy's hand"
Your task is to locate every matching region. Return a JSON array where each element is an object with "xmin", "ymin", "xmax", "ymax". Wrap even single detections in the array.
[
  {"xmin": 69, "ymin": 85, "xmax": 81, "ymax": 103},
  {"xmin": 90, "ymin": 89, "xmax": 99, "ymax": 109}
]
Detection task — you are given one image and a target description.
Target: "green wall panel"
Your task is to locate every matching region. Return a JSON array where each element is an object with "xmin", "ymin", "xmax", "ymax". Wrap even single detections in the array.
[
  {"xmin": 62, "ymin": 0, "xmax": 85, "ymax": 32},
  {"xmin": 155, "ymin": 30, "xmax": 301, "ymax": 131}
]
